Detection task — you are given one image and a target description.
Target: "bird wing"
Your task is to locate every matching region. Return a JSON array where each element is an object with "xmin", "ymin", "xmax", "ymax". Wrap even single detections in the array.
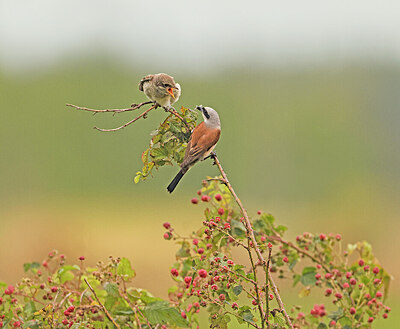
[
  {"xmin": 181, "ymin": 122, "xmax": 221, "ymax": 170},
  {"xmin": 138, "ymin": 75, "xmax": 154, "ymax": 91}
]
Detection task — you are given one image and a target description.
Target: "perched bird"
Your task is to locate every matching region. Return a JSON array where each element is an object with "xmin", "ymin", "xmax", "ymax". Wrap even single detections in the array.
[
  {"xmin": 139, "ymin": 73, "xmax": 181, "ymax": 109},
  {"xmin": 167, "ymin": 105, "xmax": 221, "ymax": 193}
]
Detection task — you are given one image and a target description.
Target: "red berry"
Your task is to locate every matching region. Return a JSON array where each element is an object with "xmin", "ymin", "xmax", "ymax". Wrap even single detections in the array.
[
  {"xmin": 198, "ymin": 269, "xmax": 207, "ymax": 278},
  {"xmin": 343, "ymin": 282, "xmax": 349, "ymax": 288},
  {"xmin": 364, "ymin": 265, "xmax": 370, "ymax": 271},
  {"xmin": 219, "ymin": 294, "xmax": 225, "ymax": 301},
  {"xmin": 51, "ymin": 286, "xmax": 58, "ymax": 293},
  {"xmin": 376, "ymin": 291, "xmax": 383, "ymax": 298},
  {"xmin": 224, "ymin": 223, "xmax": 230, "ymax": 230},
  {"xmin": 252, "ymin": 299, "xmax": 258, "ymax": 305},
  {"xmin": 319, "ymin": 234, "xmax": 326, "ymax": 241},
  {"xmin": 267, "ymin": 242, "xmax": 272, "ymax": 248},
  {"xmin": 192, "ymin": 239, "xmax": 199, "ymax": 245},
  {"xmin": 13, "ymin": 321, "xmax": 21, "ymax": 328},
  {"xmin": 260, "ymin": 236, "xmax": 266, "ymax": 242},
  {"xmin": 201, "ymin": 195, "xmax": 210, "ymax": 202},
  {"xmin": 315, "ymin": 273, "xmax": 321, "ymax": 279},
  {"xmin": 374, "ymin": 279, "xmax": 381, "ymax": 285},
  {"xmin": 373, "ymin": 267, "xmax": 380, "ymax": 274},
  {"xmin": 329, "ymin": 320, "xmax": 336, "ymax": 326},
  {"xmin": 215, "ymin": 194, "xmax": 222, "ymax": 201},
  {"xmin": 191, "ymin": 198, "xmax": 199, "ymax": 204},
  {"xmin": 346, "ymin": 271, "xmax": 352, "ymax": 278},
  {"xmin": 316, "ymin": 264, "xmax": 322, "ymax": 269},
  {"xmin": 368, "ymin": 317, "xmax": 374, "ymax": 323},
  {"xmin": 334, "ymin": 293, "xmax": 342, "ymax": 299},
  {"xmin": 335, "ymin": 234, "xmax": 342, "ymax": 241},
  {"xmin": 218, "ymin": 208, "xmax": 225, "ymax": 215},
  {"xmin": 5, "ymin": 285, "xmax": 14, "ymax": 295},
  {"xmin": 349, "ymin": 307, "xmax": 356, "ymax": 314},
  {"xmin": 325, "ymin": 288, "xmax": 332, "ymax": 296},
  {"xmin": 383, "ymin": 313, "xmax": 388, "ymax": 319},
  {"xmin": 163, "ymin": 222, "xmax": 171, "ymax": 229},
  {"xmin": 197, "ymin": 248, "xmax": 204, "ymax": 254},
  {"xmin": 206, "ymin": 243, "xmax": 212, "ymax": 249},
  {"xmin": 283, "ymin": 257, "xmax": 288, "ymax": 263},
  {"xmin": 171, "ymin": 268, "xmax": 179, "ymax": 276},
  {"xmin": 181, "ymin": 311, "xmax": 187, "ymax": 319},
  {"xmin": 257, "ymin": 210, "xmax": 262, "ymax": 215},
  {"xmin": 325, "ymin": 273, "xmax": 332, "ymax": 279},
  {"xmin": 64, "ymin": 310, "xmax": 70, "ymax": 316},
  {"xmin": 358, "ymin": 259, "xmax": 365, "ymax": 266},
  {"xmin": 269, "ymin": 294, "xmax": 274, "ymax": 300},
  {"xmin": 163, "ymin": 232, "xmax": 172, "ymax": 240},
  {"xmin": 79, "ymin": 256, "xmax": 85, "ymax": 261},
  {"xmin": 67, "ymin": 305, "xmax": 75, "ymax": 312},
  {"xmin": 62, "ymin": 319, "xmax": 69, "ymax": 325},
  {"xmin": 211, "ymin": 284, "xmax": 218, "ymax": 291},
  {"xmin": 232, "ymin": 302, "xmax": 238, "ymax": 309}
]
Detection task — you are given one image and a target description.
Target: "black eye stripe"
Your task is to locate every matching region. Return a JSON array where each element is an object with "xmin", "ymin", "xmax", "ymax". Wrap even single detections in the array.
[{"xmin": 203, "ymin": 109, "xmax": 210, "ymax": 119}]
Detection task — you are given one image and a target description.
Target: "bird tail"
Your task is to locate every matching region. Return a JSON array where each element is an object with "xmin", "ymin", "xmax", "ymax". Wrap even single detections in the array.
[{"xmin": 167, "ymin": 170, "xmax": 185, "ymax": 193}]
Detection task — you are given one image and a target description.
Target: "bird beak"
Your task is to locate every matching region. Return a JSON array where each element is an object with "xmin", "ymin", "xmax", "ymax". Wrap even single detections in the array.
[
  {"xmin": 195, "ymin": 105, "xmax": 203, "ymax": 111},
  {"xmin": 167, "ymin": 87, "xmax": 175, "ymax": 98}
]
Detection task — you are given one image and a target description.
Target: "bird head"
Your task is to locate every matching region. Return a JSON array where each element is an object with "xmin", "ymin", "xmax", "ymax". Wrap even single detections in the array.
[
  {"xmin": 156, "ymin": 74, "xmax": 179, "ymax": 98},
  {"xmin": 196, "ymin": 105, "xmax": 221, "ymax": 128}
]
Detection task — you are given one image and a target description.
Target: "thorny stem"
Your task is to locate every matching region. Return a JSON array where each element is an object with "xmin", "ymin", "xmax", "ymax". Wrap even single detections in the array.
[
  {"xmin": 212, "ymin": 154, "xmax": 294, "ymax": 329},
  {"xmin": 84, "ymin": 278, "xmax": 121, "ymax": 329},
  {"xmin": 265, "ymin": 247, "xmax": 272, "ymax": 329}
]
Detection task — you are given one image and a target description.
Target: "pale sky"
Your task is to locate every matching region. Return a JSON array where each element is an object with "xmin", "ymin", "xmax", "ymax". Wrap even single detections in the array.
[{"xmin": 0, "ymin": 0, "xmax": 399, "ymax": 73}]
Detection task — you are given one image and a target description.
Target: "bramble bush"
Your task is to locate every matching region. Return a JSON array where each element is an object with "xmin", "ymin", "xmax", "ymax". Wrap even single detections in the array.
[{"xmin": 0, "ymin": 103, "xmax": 391, "ymax": 328}]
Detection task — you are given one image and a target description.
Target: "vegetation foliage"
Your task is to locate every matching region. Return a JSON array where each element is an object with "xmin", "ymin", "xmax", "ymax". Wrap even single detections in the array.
[{"xmin": 0, "ymin": 106, "xmax": 392, "ymax": 328}]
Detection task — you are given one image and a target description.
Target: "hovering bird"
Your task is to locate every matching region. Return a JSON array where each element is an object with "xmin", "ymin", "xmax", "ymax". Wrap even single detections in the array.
[
  {"xmin": 167, "ymin": 105, "xmax": 221, "ymax": 193},
  {"xmin": 139, "ymin": 73, "xmax": 181, "ymax": 109}
]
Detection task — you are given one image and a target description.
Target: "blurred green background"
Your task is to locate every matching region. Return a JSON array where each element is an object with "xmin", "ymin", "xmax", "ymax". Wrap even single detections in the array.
[{"xmin": 0, "ymin": 1, "xmax": 399, "ymax": 327}]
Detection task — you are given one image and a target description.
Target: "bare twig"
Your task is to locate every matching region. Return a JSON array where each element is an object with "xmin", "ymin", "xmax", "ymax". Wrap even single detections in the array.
[
  {"xmin": 66, "ymin": 101, "xmax": 153, "ymax": 114},
  {"xmin": 94, "ymin": 104, "xmax": 157, "ymax": 132},
  {"xmin": 84, "ymin": 278, "xmax": 121, "ymax": 329},
  {"xmin": 212, "ymin": 154, "xmax": 294, "ymax": 329}
]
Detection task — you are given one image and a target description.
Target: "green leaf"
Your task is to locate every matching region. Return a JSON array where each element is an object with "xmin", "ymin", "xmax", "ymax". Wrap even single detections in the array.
[
  {"xmin": 328, "ymin": 307, "xmax": 344, "ymax": 321},
  {"xmin": 274, "ymin": 312, "xmax": 286, "ymax": 326},
  {"xmin": 23, "ymin": 262, "xmax": 40, "ymax": 273},
  {"xmin": 58, "ymin": 265, "xmax": 79, "ymax": 284},
  {"xmin": 104, "ymin": 282, "xmax": 120, "ymax": 297},
  {"xmin": 117, "ymin": 258, "xmax": 136, "ymax": 279},
  {"xmin": 300, "ymin": 266, "xmax": 317, "ymax": 286},
  {"xmin": 316, "ymin": 323, "xmax": 328, "ymax": 329},
  {"xmin": 232, "ymin": 285, "xmax": 243, "ymax": 296},
  {"xmin": 143, "ymin": 301, "xmax": 189, "ymax": 328}
]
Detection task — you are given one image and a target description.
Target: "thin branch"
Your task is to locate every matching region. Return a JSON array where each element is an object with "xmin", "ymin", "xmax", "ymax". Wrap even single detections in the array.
[
  {"xmin": 94, "ymin": 104, "xmax": 157, "ymax": 132},
  {"xmin": 212, "ymin": 154, "xmax": 294, "ymax": 329},
  {"xmin": 66, "ymin": 101, "xmax": 153, "ymax": 114},
  {"xmin": 84, "ymin": 278, "xmax": 121, "ymax": 329}
]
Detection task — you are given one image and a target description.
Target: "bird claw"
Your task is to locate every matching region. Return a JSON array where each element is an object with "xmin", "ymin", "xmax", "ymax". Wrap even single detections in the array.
[{"xmin": 131, "ymin": 103, "xmax": 138, "ymax": 108}]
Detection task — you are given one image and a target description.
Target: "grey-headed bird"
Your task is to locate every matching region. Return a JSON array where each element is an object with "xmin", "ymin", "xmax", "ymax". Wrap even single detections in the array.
[
  {"xmin": 167, "ymin": 105, "xmax": 221, "ymax": 193},
  {"xmin": 139, "ymin": 73, "xmax": 181, "ymax": 109}
]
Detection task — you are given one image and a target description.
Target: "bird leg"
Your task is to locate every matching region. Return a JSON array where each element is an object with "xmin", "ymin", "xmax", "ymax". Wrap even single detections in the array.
[{"xmin": 204, "ymin": 151, "xmax": 217, "ymax": 164}]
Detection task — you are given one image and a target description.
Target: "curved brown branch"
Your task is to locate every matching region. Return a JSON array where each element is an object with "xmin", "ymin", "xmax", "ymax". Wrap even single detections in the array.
[
  {"xmin": 93, "ymin": 104, "xmax": 157, "ymax": 132},
  {"xmin": 212, "ymin": 154, "xmax": 294, "ymax": 329}
]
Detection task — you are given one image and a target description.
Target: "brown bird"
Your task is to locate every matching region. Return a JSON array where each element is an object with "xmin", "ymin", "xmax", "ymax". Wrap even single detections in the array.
[
  {"xmin": 167, "ymin": 105, "xmax": 221, "ymax": 193},
  {"xmin": 138, "ymin": 73, "xmax": 181, "ymax": 109}
]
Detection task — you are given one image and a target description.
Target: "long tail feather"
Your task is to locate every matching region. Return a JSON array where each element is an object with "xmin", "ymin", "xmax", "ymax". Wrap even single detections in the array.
[{"xmin": 167, "ymin": 170, "xmax": 185, "ymax": 193}]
